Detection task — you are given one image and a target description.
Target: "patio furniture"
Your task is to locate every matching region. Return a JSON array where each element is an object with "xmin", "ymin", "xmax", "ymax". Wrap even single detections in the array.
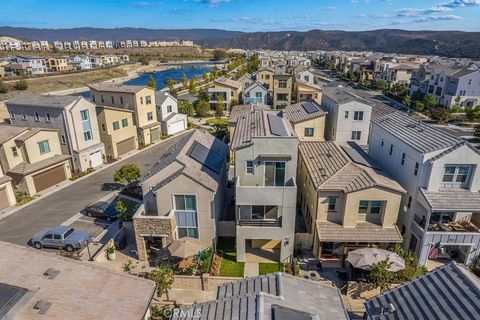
[{"xmin": 346, "ymin": 248, "xmax": 405, "ymax": 272}]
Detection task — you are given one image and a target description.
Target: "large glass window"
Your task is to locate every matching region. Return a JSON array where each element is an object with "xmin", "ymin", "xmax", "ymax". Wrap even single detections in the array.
[
  {"xmin": 304, "ymin": 128, "xmax": 314, "ymax": 137},
  {"xmin": 354, "ymin": 111, "xmax": 364, "ymax": 121},
  {"xmin": 112, "ymin": 121, "xmax": 120, "ymax": 131},
  {"xmin": 358, "ymin": 200, "xmax": 384, "ymax": 215},
  {"xmin": 442, "ymin": 165, "xmax": 470, "ymax": 185},
  {"xmin": 251, "ymin": 206, "xmax": 278, "ymax": 220},
  {"xmin": 351, "ymin": 131, "xmax": 362, "ymax": 140},
  {"xmin": 278, "ymin": 80, "xmax": 287, "ymax": 88},
  {"xmin": 174, "ymin": 195, "xmax": 198, "ymax": 239},
  {"xmin": 80, "ymin": 109, "xmax": 93, "ymax": 142},
  {"xmin": 265, "ymin": 162, "xmax": 286, "ymax": 186}
]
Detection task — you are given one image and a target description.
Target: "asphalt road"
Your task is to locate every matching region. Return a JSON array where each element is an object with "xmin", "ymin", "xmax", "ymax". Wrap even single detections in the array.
[{"xmin": 0, "ymin": 134, "xmax": 184, "ymax": 246}]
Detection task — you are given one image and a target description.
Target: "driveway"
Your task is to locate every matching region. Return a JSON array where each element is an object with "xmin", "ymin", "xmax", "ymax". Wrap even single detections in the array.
[{"xmin": 0, "ymin": 135, "xmax": 184, "ymax": 246}]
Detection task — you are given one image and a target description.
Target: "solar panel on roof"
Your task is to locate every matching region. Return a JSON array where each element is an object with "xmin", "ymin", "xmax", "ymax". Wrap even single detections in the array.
[
  {"xmin": 342, "ymin": 142, "xmax": 382, "ymax": 170},
  {"xmin": 267, "ymin": 113, "xmax": 289, "ymax": 136},
  {"xmin": 188, "ymin": 141, "xmax": 225, "ymax": 174},
  {"xmin": 302, "ymin": 102, "xmax": 319, "ymax": 114}
]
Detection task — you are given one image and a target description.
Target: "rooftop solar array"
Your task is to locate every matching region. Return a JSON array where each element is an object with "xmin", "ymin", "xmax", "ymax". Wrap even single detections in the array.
[
  {"xmin": 188, "ymin": 141, "xmax": 224, "ymax": 174},
  {"xmin": 302, "ymin": 102, "xmax": 320, "ymax": 114},
  {"xmin": 342, "ymin": 142, "xmax": 382, "ymax": 170},
  {"xmin": 267, "ymin": 113, "xmax": 289, "ymax": 137},
  {"xmin": 0, "ymin": 283, "xmax": 28, "ymax": 318}
]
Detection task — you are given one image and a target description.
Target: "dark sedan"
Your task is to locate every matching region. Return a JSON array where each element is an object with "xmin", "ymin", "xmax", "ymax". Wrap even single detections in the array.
[{"xmin": 84, "ymin": 201, "xmax": 118, "ymax": 221}]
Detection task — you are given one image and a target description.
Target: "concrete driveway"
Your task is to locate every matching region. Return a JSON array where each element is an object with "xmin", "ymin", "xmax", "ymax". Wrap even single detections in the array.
[{"xmin": 0, "ymin": 134, "xmax": 185, "ymax": 246}]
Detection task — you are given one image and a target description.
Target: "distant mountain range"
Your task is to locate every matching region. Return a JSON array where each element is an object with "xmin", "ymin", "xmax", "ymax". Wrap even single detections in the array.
[{"xmin": 1, "ymin": 27, "xmax": 480, "ymax": 59}]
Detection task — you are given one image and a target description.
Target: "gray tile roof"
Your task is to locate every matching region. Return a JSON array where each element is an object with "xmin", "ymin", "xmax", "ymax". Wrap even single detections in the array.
[
  {"xmin": 214, "ymin": 77, "xmax": 242, "ymax": 90},
  {"xmin": 365, "ymin": 262, "xmax": 480, "ymax": 320},
  {"xmin": 229, "ymin": 104, "xmax": 271, "ymax": 124},
  {"xmin": 420, "ymin": 188, "xmax": 480, "ymax": 211},
  {"xmin": 299, "ymin": 141, "xmax": 405, "ymax": 193},
  {"xmin": 155, "ymin": 90, "xmax": 177, "ymax": 106},
  {"xmin": 322, "ymin": 86, "xmax": 359, "ymax": 104},
  {"xmin": 284, "ymin": 101, "xmax": 327, "ymax": 124},
  {"xmin": 372, "ymin": 112, "xmax": 461, "ymax": 154},
  {"xmin": 7, "ymin": 154, "xmax": 71, "ymax": 177},
  {"xmin": 172, "ymin": 273, "xmax": 349, "ymax": 320},
  {"xmin": 6, "ymin": 93, "xmax": 79, "ymax": 109},
  {"xmin": 0, "ymin": 125, "xmax": 29, "ymax": 144},
  {"xmin": 316, "ymin": 221, "xmax": 403, "ymax": 242},
  {"xmin": 88, "ymin": 83, "xmax": 147, "ymax": 93}
]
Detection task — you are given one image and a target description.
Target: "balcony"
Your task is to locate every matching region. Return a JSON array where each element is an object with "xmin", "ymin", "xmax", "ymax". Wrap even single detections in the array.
[
  {"xmin": 235, "ymin": 178, "xmax": 296, "ymax": 207},
  {"xmin": 413, "ymin": 213, "xmax": 480, "ymax": 233},
  {"xmin": 237, "ymin": 218, "xmax": 282, "ymax": 227}
]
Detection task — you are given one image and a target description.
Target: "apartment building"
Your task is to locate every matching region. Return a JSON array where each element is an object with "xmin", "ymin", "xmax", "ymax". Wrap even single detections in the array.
[
  {"xmin": 155, "ymin": 91, "xmax": 187, "ymax": 135},
  {"xmin": 231, "ymin": 109, "xmax": 298, "ymax": 262},
  {"xmin": 0, "ymin": 124, "xmax": 71, "ymax": 195},
  {"xmin": 133, "ymin": 130, "xmax": 228, "ymax": 260},
  {"xmin": 369, "ymin": 112, "xmax": 480, "ymax": 266},
  {"xmin": 297, "ymin": 141, "xmax": 405, "ymax": 262},
  {"xmin": 322, "ymin": 86, "xmax": 372, "ymax": 145},
  {"xmin": 208, "ymin": 77, "xmax": 243, "ymax": 107},
  {"xmin": 63, "ymin": 41, "xmax": 72, "ymax": 50},
  {"xmin": 6, "ymin": 94, "xmax": 105, "ymax": 172},
  {"xmin": 88, "ymin": 84, "xmax": 161, "ymax": 146}
]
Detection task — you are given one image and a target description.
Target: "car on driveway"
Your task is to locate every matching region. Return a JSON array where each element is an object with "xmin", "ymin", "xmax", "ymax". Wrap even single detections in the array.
[
  {"xmin": 84, "ymin": 201, "xmax": 118, "ymax": 221},
  {"xmin": 31, "ymin": 226, "xmax": 90, "ymax": 252}
]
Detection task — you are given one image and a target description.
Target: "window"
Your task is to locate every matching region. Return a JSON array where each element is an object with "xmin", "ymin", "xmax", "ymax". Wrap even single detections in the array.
[
  {"xmin": 246, "ymin": 161, "xmax": 254, "ymax": 175},
  {"xmin": 401, "ymin": 153, "xmax": 406, "ymax": 165},
  {"xmin": 120, "ymin": 97, "xmax": 124, "ymax": 104},
  {"xmin": 304, "ymin": 128, "xmax": 314, "ymax": 137},
  {"xmin": 146, "ymin": 96, "xmax": 152, "ymax": 104},
  {"xmin": 140, "ymin": 97, "xmax": 144, "ymax": 104},
  {"xmin": 255, "ymin": 92, "xmax": 262, "ymax": 98},
  {"xmin": 38, "ymin": 140, "xmax": 50, "ymax": 154},
  {"xmin": 359, "ymin": 200, "xmax": 384, "ymax": 215},
  {"xmin": 414, "ymin": 162, "xmax": 419, "ymax": 176},
  {"xmin": 351, "ymin": 131, "xmax": 361, "ymax": 140},
  {"xmin": 101, "ymin": 124, "xmax": 106, "ymax": 131},
  {"xmin": 174, "ymin": 195, "xmax": 198, "ymax": 239},
  {"xmin": 278, "ymin": 80, "xmax": 287, "ymax": 88},
  {"xmin": 167, "ymin": 105, "xmax": 172, "ymax": 113},
  {"xmin": 353, "ymin": 111, "xmax": 364, "ymax": 121},
  {"xmin": 381, "ymin": 139, "xmax": 384, "ymax": 147},
  {"xmin": 276, "ymin": 93, "xmax": 288, "ymax": 101},
  {"xmin": 265, "ymin": 75, "xmax": 270, "ymax": 80},
  {"xmin": 122, "ymin": 118, "xmax": 128, "ymax": 127},
  {"xmin": 11, "ymin": 147, "xmax": 18, "ymax": 157},
  {"xmin": 101, "ymin": 95, "xmax": 104, "ymax": 103},
  {"xmin": 147, "ymin": 112, "xmax": 153, "ymax": 121},
  {"xmin": 111, "ymin": 96, "xmax": 114, "ymax": 104},
  {"xmin": 34, "ymin": 112, "xmax": 39, "ymax": 121},
  {"xmin": 92, "ymin": 95, "xmax": 95, "ymax": 103},
  {"xmin": 442, "ymin": 165, "xmax": 470, "ymax": 185},
  {"xmin": 80, "ymin": 109, "xmax": 93, "ymax": 142},
  {"xmin": 344, "ymin": 111, "xmax": 349, "ymax": 119},
  {"xmin": 304, "ymin": 75, "xmax": 310, "ymax": 82},
  {"xmin": 60, "ymin": 135, "xmax": 66, "ymax": 144},
  {"xmin": 46, "ymin": 112, "xmax": 51, "ymax": 122},
  {"xmin": 21, "ymin": 112, "xmax": 26, "ymax": 120},
  {"xmin": 389, "ymin": 144, "xmax": 393, "ymax": 156},
  {"xmin": 113, "ymin": 121, "xmax": 120, "ymax": 131},
  {"xmin": 328, "ymin": 197, "xmax": 337, "ymax": 211},
  {"xmin": 264, "ymin": 162, "xmax": 286, "ymax": 187},
  {"xmin": 407, "ymin": 196, "xmax": 412, "ymax": 209},
  {"xmin": 251, "ymin": 206, "xmax": 278, "ymax": 220}
]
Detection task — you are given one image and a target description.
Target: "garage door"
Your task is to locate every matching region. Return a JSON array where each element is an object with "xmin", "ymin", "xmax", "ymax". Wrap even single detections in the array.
[
  {"xmin": 33, "ymin": 165, "xmax": 66, "ymax": 193},
  {"xmin": 116, "ymin": 137, "xmax": 136, "ymax": 156},
  {"xmin": 0, "ymin": 187, "xmax": 10, "ymax": 210},
  {"xmin": 150, "ymin": 128, "xmax": 161, "ymax": 142},
  {"xmin": 168, "ymin": 120, "xmax": 185, "ymax": 135},
  {"xmin": 89, "ymin": 150, "xmax": 103, "ymax": 168}
]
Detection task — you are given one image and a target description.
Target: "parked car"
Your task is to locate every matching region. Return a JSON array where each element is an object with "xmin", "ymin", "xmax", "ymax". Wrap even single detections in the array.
[
  {"xmin": 31, "ymin": 226, "xmax": 90, "ymax": 252},
  {"xmin": 120, "ymin": 181, "xmax": 142, "ymax": 200},
  {"xmin": 84, "ymin": 201, "xmax": 118, "ymax": 221},
  {"xmin": 101, "ymin": 182, "xmax": 124, "ymax": 191}
]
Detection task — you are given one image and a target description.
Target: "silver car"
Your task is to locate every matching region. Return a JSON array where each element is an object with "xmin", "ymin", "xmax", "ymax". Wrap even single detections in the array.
[{"xmin": 31, "ymin": 226, "xmax": 90, "ymax": 252}]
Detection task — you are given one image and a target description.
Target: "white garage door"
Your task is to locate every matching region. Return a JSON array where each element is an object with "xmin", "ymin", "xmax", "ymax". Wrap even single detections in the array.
[
  {"xmin": 89, "ymin": 150, "xmax": 103, "ymax": 168},
  {"xmin": 168, "ymin": 120, "xmax": 186, "ymax": 135}
]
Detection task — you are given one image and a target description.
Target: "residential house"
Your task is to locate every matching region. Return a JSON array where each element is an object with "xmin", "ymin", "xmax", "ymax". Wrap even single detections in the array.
[
  {"xmin": 0, "ymin": 124, "xmax": 71, "ymax": 195},
  {"xmin": 6, "ymin": 93, "xmax": 105, "ymax": 172},
  {"xmin": 296, "ymin": 68, "xmax": 315, "ymax": 84},
  {"xmin": 39, "ymin": 41, "xmax": 49, "ymax": 50},
  {"xmin": 0, "ymin": 59, "xmax": 10, "ymax": 77},
  {"xmin": 97, "ymin": 41, "xmax": 105, "ymax": 49},
  {"xmin": 173, "ymin": 273, "xmax": 349, "ymax": 320},
  {"xmin": 133, "ymin": 130, "xmax": 228, "ymax": 260},
  {"xmin": 0, "ymin": 165, "xmax": 16, "ymax": 211},
  {"xmin": 96, "ymin": 106, "xmax": 138, "ymax": 159},
  {"xmin": 72, "ymin": 55, "xmax": 92, "ymax": 70},
  {"xmin": 72, "ymin": 41, "xmax": 81, "ymax": 50},
  {"xmin": 88, "ymin": 84, "xmax": 161, "ymax": 146},
  {"xmin": 53, "ymin": 41, "xmax": 63, "ymax": 51},
  {"xmin": 383, "ymin": 63, "xmax": 418, "ymax": 88},
  {"xmin": 20, "ymin": 41, "xmax": 32, "ymax": 51},
  {"xmin": 297, "ymin": 141, "xmax": 405, "ymax": 262},
  {"xmin": 14, "ymin": 56, "xmax": 47, "ymax": 75},
  {"xmin": 273, "ymin": 64, "xmax": 293, "ymax": 108},
  {"xmin": 365, "ymin": 262, "xmax": 480, "ymax": 320},
  {"xmin": 46, "ymin": 56, "xmax": 70, "ymax": 72},
  {"xmin": 296, "ymin": 79, "xmax": 323, "ymax": 104},
  {"xmin": 257, "ymin": 66, "xmax": 274, "ymax": 96},
  {"xmin": 89, "ymin": 56, "xmax": 103, "ymax": 68},
  {"xmin": 284, "ymin": 101, "xmax": 327, "ymax": 141},
  {"xmin": 80, "ymin": 41, "xmax": 89, "ymax": 50},
  {"xmin": 369, "ymin": 112, "xmax": 480, "ymax": 266},
  {"xmin": 242, "ymin": 80, "xmax": 268, "ymax": 105},
  {"xmin": 105, "ymin": 40, "xmax": 114, "ymax": 49},
  {"xmin": 0, "ymin": 36, "xmax": 22, "ymax": 51},
  {"xmin": 31, "ymin": 41, "xmax": 41, "ymax": 51},
  {"xmin": 63, "ymin": 41, "xmax": 72, "ymax": 50},
  {"xmin": 89, "ymin": 40, "xmax": 97, "ymax": 50},
  {"xmin": 208, "ymin": 77, "xmax": 243, "ymax": 108},
  {"xmin": 4, "ymin": 63, "xmax": 32, "ymax": 77},
  {"xmin": 132, "ymin": 40, "xmax": 139, "ymax": 48},
  {"xmin": 101, "ymin": 54, "xmax": 119, "ymax": 65},
  {"xmin": 155, "ymin": 91, "xmax": 187, "ymax": 135},
  {"xmin": 0, "ymin": 241, "xmax": 155, "ymax": 320},
  {"xmin": 322, "ymin": 86, "xmax": 372, "ymax": 145},
  {"xmin": 231, "ymin": 109, "xmax": 298, "ymax": 262},
  {"xmin": 237, "ymin": 73, "xmax": 255, "ymax": 90},
  {"xmin": 228, "ymin": 104, "xmax": 272, "ymax": 143}
]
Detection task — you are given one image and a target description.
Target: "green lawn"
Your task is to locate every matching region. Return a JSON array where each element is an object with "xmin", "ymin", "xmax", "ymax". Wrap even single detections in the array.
[
  {"xmin": 259, "ymin": 263, "xmax": 284, "ymax": 275},
  {"xmin": 206, "ymin": 117, "xmax": 228, "ymax": 126},
  {"xmin": 217, "ymin": 237, "xmax": 245, "ymax": 277}
]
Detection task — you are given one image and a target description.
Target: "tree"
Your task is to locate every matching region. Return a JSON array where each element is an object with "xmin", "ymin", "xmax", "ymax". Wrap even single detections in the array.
[
  {"xmin": 212, "ymin": 49, "xmax": 227, "ymax": 61},
  {"xmin": 0, "ymin": 81, "xmax": 8, "ymax": 93},
  {"xmin": 375, "ymin": 80, "xmax": 387, "ymax": 91},
  {"xmin": 115, "ymin": 200, "xmax": 128, "ymax": 228},
  {"xmin": 423, "ymin": 95, "xmax": 436, "ymax": 111},
  {"xmin": 415, "ymin": 101, "xmax": 425, "ymax": 112},
  {"xmin": 139, "ymin": 56, "xmax": 149, "ymax": 66},
  {"xmin": 181, "ymin": 73, "xmax": 188, "ymax": 88},
  {"xmin": 430, "ymin": 107, "xmax": 450, "ymax": 124},
  {"xmin": 14, "ymin": 80, "xmax": 28, "ymax": 91},
  {"xmin": 147, "ymin": 75, "xmax": 157, "ymax": 90},
  {"xmin": 370, "ymin": 259, "xmax": 395, "ymax": 293},
  {"xmin": 393, "ymin": 248, "xmax": 427, "ymax": 283},
  {"xmin": 210, "ymin": 67, "xmax": 219, "ymax": 81},
  {"xmin": 197, "ymin": 87, "xmax": 209, "ymax": 102},
  {"xmin": 166, "ymin": 78, "xmax": 175, "ymax": 91},
  {"xmin": 215, "ymin": 96, "xmax": 225, "ymax": 118},
  {"xmin": 149, "ymin": 264, "xmax": 174, "ymax": 301},
  {"xmin": 196, "ymin": 100, "xmax": 210, "ymax": 117},
  {"xmin": 412, "ymin": 90, "xmax": 423, "ymax": 102},
  {"xmin": 202, "ymin": 72, "xmax": 209, "ymax": 82},
  {"xmin": 188, "ymin": 78, "xmax": 197, "ymax": 95},
  {"xmin": 401, "ymin": 95, "xmax": 411, "ymax": 107},
  {"xmin": 113, "ymin": 164, "xmax": 140, "ymax": 184},
  {"xmin": 465, "ymin": 107, "xmax": 480, "ymax": 122},
  {"xmin": 178, "ymin": 100, "xmax": 195, "ymax": 117}
]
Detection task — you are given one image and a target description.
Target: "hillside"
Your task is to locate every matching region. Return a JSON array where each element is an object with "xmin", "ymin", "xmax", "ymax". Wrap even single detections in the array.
[{"xmin": 1, "ymin": 27, "xmax": 480, "ymax": 58}]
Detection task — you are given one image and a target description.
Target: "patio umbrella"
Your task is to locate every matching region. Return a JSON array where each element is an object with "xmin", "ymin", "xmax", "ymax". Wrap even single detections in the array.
[
  {"xmin": 168, "ymin": 237, "xmax": 202, "ymax": 259},
  {"xmin": 346, "ymin": 248, "xmax": 405, "ymax": 272}
]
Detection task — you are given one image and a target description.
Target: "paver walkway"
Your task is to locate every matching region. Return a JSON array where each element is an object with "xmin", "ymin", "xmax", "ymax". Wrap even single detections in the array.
[{"xmin": 244, "ymin": 262, "xmax": 259, "ymax": 277}]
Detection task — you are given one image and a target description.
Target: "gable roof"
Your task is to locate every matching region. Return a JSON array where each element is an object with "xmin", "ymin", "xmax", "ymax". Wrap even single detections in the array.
[
  {"xmin": 0, "ymin": 124, "xmax": 57, "ymax": 145},
  {"xmin": 155, "ymin": 90, "xmax": 177, "ymax": 106},
  {"xmin": 284, "ymin": 101, "xmax": 327, "ymax": 124},
  {"xmin": 243, "ymin": 80, "xmax": 268, "ymax": 94},
  {"xmin": 365, "ymin": 262, "xmax": 480, "ymax": 320},
  {"xmin": 229, "ymin": 104, "xmax": 272, "ymax": 124},
  {"xmin": 214, "ymin": 77, "xmax": 242, "ymax": 90},
  {"xmin": 88, "ymin": 83, "xmax": 147, "ymax": 93},
  {"xmin": 322, "ymin": 86, "xmax": 364, "ymax": 105},
  {"xmin": 299, "ymin": 141, "xmax": 405, "ymax": 193},
  {"xmin": 6, "ymin": 93, "xmax": 79, "ymax": 109},
  {"xmin": 296, "ymin": 78, "xmax": 323, "ymax": 90}
]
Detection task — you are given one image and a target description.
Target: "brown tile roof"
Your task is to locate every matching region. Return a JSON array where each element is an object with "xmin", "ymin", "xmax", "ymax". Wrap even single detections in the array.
[
  {"xmin": 316, "ymin": 221, "xmax": 403, "ymax": 242},
  {"xmin": 14, "ymin": 128, "xmax": 58, "ymax": 143},
  {"xmin": 0, "ymin": 124, "xmax": 28, "ymax": 144},
  {"xmin": 0, "ymin": 241, "xmax": 155, "ymax": 320},
  {"xmin": 214, "ymin": 77, "xmax": 242, "ymax": 90},
  {"xmin": 7, "ymin": 154, "xmax": 71, "ymax": 177},
  {"xmin": 88, "ymin": 83, "xmax": 148, "ymax": 93},
  {"xmin": 284, "ymin": 101, "xmax": 327, "ymax": 124},
  {"xmin": 228, "ymin": 104, "xmax": 271, "ymax": 124}
]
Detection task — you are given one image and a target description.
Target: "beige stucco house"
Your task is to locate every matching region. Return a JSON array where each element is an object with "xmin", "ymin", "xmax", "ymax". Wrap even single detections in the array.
[
  {"xmin": 88, "ymin": 84, "xmax": 161, "ymax": 146},
  {"xmin": 296, "ymin": 79, "xmax": 323, "ymax": 104},
  {"xmin": 0, "ymin": 124, "xmax": 71, "ymax": 196},
  {"xmin": 273, "ymin": 73, "xmax": 293, "ymax": 108},
  {"xmin": 284, "ymin": 101, "xmax": 327, "ymax": 141},
  {"xmin": 297, "ymin": 141, "xmax": 405, "ymax": 263},
  {"xmin": 257, "ymin": 66, "xmax": 275, "ymax": 95},
  {"xmin": 96, "ymin": 106, "xmax": 138, "ymax": 159},
  {"xmin": 208, "ymin": 77, "xmax": 243, "ymax": 108},
  {"xmin": 133, "ymin": 130, "xmax": 228, "ymax": 261},
  {"xmin": 0, "ymin": 165, "xmax": 15, "ymax": 211}
]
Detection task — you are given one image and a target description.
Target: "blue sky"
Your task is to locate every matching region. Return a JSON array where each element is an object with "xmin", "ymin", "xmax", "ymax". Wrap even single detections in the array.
[{"xmin": 1, "ymin": 0, "xmax": 479, "ymax": 31}]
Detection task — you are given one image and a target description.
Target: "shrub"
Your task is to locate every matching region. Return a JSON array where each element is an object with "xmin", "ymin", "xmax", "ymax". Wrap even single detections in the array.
[
  {"xmin": 14, "ymin": 80, "xmax": 28, "ymax": 91},
  {"xmin": 0, "ymin": 81, "xmax": 8, "ymax": 93},
  {"xmin": 196, "ymin": 100, "xmax": 210, "ymax": 117}
]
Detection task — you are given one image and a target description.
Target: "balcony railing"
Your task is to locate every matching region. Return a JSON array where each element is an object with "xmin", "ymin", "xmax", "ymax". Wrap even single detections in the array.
[{"xmin": 237, "ymin": 218, "xmax": 282, "ymax": 227}]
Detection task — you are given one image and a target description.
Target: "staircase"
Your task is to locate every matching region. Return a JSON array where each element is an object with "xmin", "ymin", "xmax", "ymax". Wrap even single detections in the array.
[{"xmin": 210, "ymin": 252, "xmax": 223, "ymax": 276}]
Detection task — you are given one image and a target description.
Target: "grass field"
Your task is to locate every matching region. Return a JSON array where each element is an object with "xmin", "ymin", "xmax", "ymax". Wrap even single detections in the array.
[
  {"xmin": 259, "ymin": 263, "xmax": 284, "ymax": 275},
  {"xmin": 217, "ymin": 237, "xmax": 245, "ymax": 277}
]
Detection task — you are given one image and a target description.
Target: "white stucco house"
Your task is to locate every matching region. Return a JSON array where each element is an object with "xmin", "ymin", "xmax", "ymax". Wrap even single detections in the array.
[
  {"xmin": 242, "ymin": 80, "xmax": 268, "ymax": 105},
  {"xmin": 155, "ymin": 91, "xmax": 188, "ymax": 135}
]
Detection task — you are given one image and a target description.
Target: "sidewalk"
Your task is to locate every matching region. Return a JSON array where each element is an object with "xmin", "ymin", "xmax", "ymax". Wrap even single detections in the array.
[{"xmin": 244, "ymin": 262, "xmax": 259, "ymax": 277}]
